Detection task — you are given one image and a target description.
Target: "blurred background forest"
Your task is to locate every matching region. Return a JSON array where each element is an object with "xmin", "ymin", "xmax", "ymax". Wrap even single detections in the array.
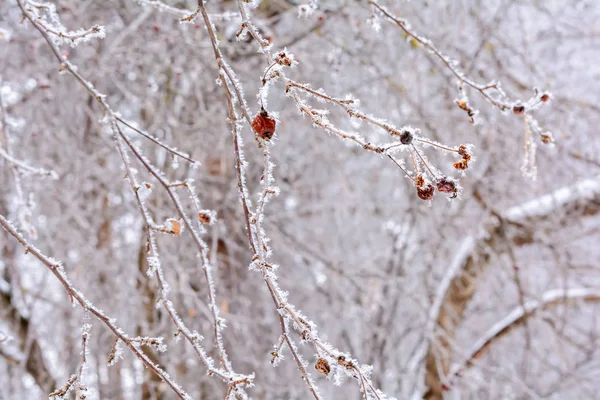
[{"xmin": 1, "ymin": 0, "xmax": 600, "ymax": 399}]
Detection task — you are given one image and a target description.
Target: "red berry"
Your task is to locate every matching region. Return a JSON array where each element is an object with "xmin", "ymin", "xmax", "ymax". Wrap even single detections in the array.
[{"xmin": 252, "ymin": 109, "xmax": 277, "ymax": 140}]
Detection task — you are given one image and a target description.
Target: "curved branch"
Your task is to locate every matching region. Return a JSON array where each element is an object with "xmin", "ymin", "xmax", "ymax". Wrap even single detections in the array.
[
  {"xmin": 415, "ymin": 176, "xmax": 600, "ymax": 399},
  {"xmin": 452, "ymin": 287, "xmax": 600, "ymax": 378}
]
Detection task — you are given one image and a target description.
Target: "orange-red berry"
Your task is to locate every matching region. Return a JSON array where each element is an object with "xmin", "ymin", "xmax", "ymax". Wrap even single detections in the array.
[{"xmin": 252, "ymin": 109, "xmax": 276, "ymax": 140}]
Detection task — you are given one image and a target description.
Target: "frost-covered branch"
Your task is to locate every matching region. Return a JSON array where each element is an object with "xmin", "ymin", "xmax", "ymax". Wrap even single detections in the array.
[
  {"xmin": 0, "ymin": 214, "xmax": 193, "ymax": 400},
  {"xmin": 189, "ymin": 1, "xmax": 396, "ymax": 398},
  {"xmin": 0, "ymin": 80, "xmax": 57, "ymax": 239},
  {"xmin": 368, "ymin": 1, "xmax": 550, "ymax": 116},
  {"xmin": 3, "ymin": 0, "xmax": 593, "ymax": 399},
  {"xmin": 132, "ymin": 0, "xmax": 239, "ymax": 21},
  {"xmin": 369, "ymin": 0, "xmax": 554, "ymax": 178},
  {"xmin": 15, "ymin": 0, "xmax": 252, "ymax": 396},
  {"xmin": 50, "ymin": 322, "xmax": 91, "ymax": 400},
  {"xmin": 233, "ymin": 0, "xmax": 469, "ymax": 202}
]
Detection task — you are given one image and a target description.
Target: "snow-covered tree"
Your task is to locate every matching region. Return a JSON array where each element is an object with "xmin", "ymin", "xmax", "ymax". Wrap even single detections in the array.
[{"xmin": 1, "ymin": 1, "xmax": 599, "ymax": 399}]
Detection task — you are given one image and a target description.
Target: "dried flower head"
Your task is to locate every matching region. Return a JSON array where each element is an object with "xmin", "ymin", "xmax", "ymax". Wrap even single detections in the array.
[
  {"xmin": 437, "ymin": 179, "xmax": 459, "ymax": 199},
  {"xmin": 455, "ymin": 99, "xmax": 468, "ymax": 111},
  {"xmin": 417, "ymin": 183, "xmax": 435, "ymax": 200},
  {"xmin": 315, "ymin": 358, "xmax": 331, "ymax": 376},
  {"xmin": 436, "ymin": 177, "xmax": 457, "ymax": 196},
  {"xmin": 198, "ymin": 211, "xmax": 212, "ymax": 224},
  {"xmin": 453, "ymin": 160, "xmax": 469, "ymax": 170},
  {"xmin": 455, "ymin": 98, "xmax": 476, "ymax": 123},
  {"xmin": 454, "ymin": 145, "xmax": 472, "ymax": 168},
  {"xmin": 165, "ymin": 218, "xmax": 182, "ymax": 236},
  {"xmin": 274, "ymin": 50, "xmax": 294, "ymax": 67},
  {"xmin": 252, "ymin": 108, "xmax": 277, "ymax": 140},
  {"xmin": 541, "ymin": 132, "xmax": 554, "ymax": 144}
]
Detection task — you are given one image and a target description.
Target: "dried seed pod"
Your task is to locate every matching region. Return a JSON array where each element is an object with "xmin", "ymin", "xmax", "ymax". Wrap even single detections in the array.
[
  {"xmin": 455, "ymin": 99, "xmax": 468, "ymax": 111},
  {"xmin": 436, "ymin": 177, "xmax": 458, "ymax": 198},
  {"xmin": 399, "ymin": 129, "xmax": 413, "ymax": 145},
  {"xmin": 252, "ymin": 108, "xmax": 276, "ymax": 140},
  {"xmin": 436, "ymin": 177, "xmax": 457, "ymax": 194},
  {"xmin": 453, "ymin": 160, "xmax": 469, "ymax": 170},
  {"xmin": 541, "ymin": 132, "xmax": 554, "ymax": 144},
  {"xmin": 467, "ymin": 109, "xmax": 476, "ymax": 124},
  {"xmin": 315, "ymin": 358, "xmax": 331, "ymax": 376},
  {"xmin": 275, "ymin": 51, "xmax": 293, "ymax": 67},
  {"xmin": 165, "ymin": 218, "xmax": 182, "ymax": 236},
  {"xmin": 457, "ymin": 146, "xmax": 471, "ymax": 162},
  {"xmin": 417, "ymin": 183, "xmax": 435, "ymax": 200},
  {"xmin": 415, "ymin": 174, "xmax": 425, "ymax": 188},
  {"xmin": 198, "ymin": 211, "xmax": 212, "ymax": 224},
  {"xmin": 455, "ymin": 99, "xmax": 476, "ymax": 123}
]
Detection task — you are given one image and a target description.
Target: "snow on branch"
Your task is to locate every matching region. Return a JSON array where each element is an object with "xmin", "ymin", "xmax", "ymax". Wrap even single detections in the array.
[
  {"xmin": 505, "ymin": 176, "xmax": 600, "ymax": 222},
  {"xmin": 445, "ymin": 287, "xmax": 600, "ymax": 388}
]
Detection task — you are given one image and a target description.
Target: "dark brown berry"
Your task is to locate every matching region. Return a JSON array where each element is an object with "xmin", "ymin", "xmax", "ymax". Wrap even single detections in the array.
[
  {"xmin": 399, "ymin": 130, "xmax": 413, "ymax": 145},
  {"xmin": 417, "ymin": 184, "xmax": 435, "ymax": 200},
  {"xmin": 512, "ymin": 103, "xmax": 525, "ymax": 115},
  {"xmin": 252, "ymin": 108, "xmax": 276, "ymax": 140},
  {"xmin": 540, "ymin": 93, "xmax": 550, "ymax": 102}
]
